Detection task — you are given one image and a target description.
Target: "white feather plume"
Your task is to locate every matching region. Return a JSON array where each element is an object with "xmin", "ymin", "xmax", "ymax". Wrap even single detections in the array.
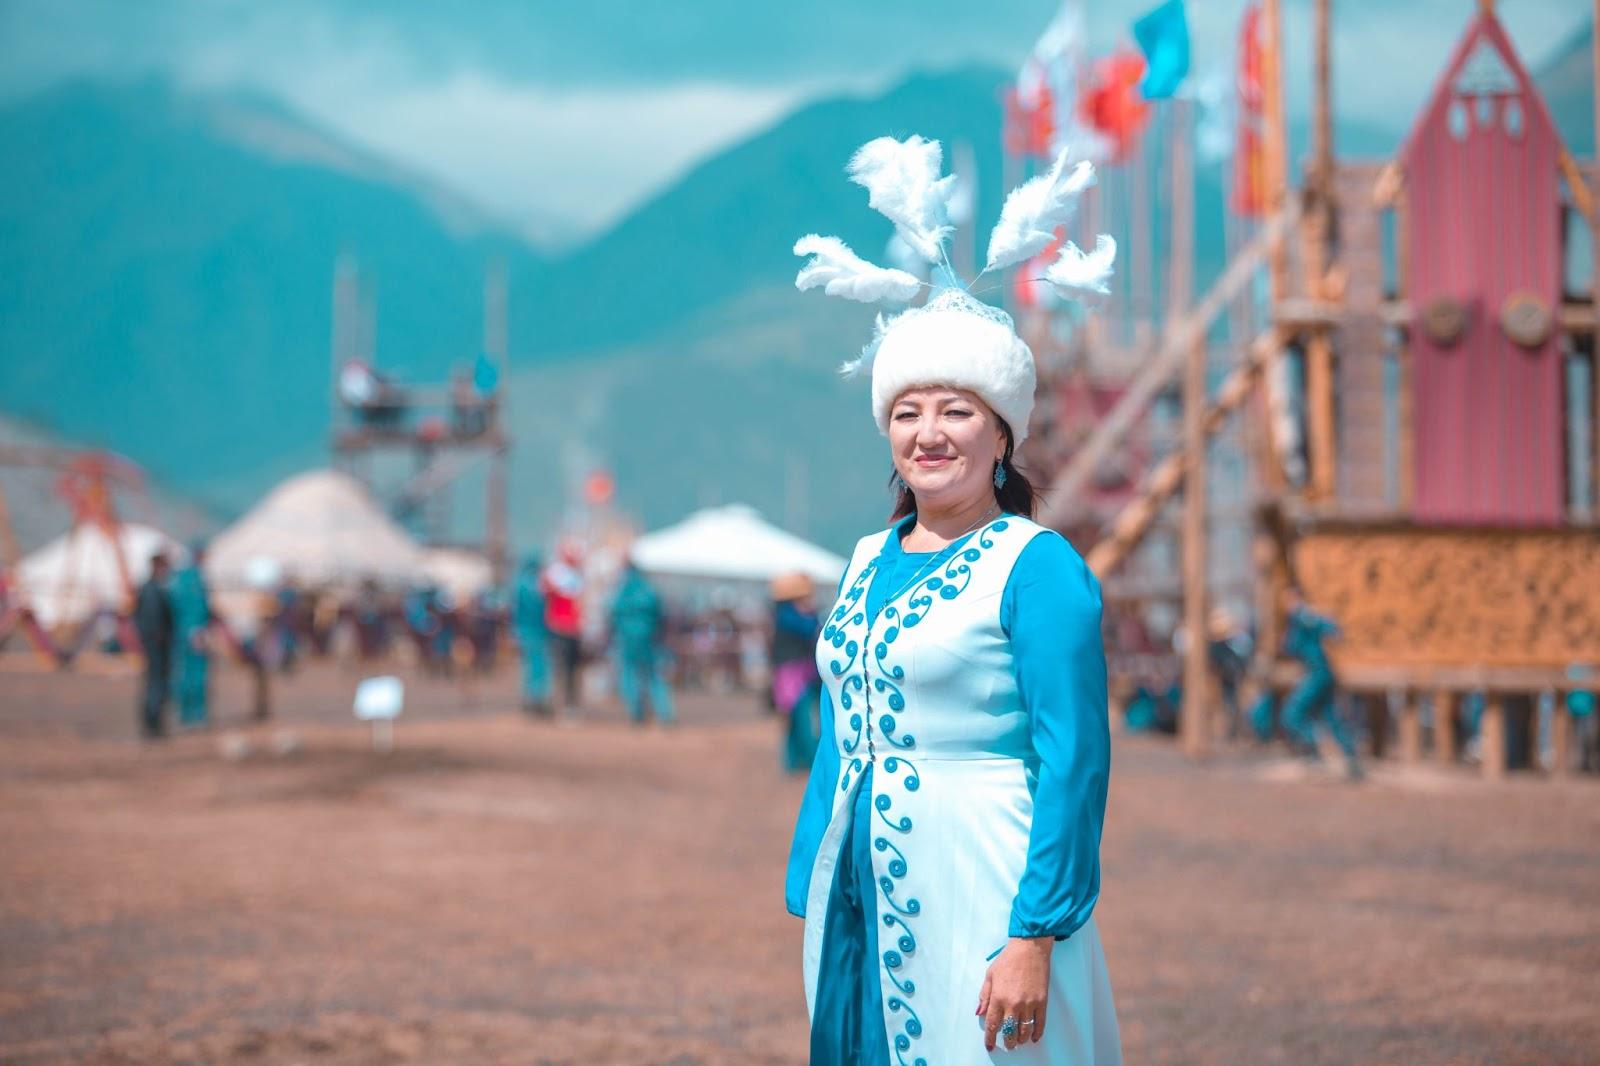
[
  {"xmin": 846, "ymin": 136, "xmax": 956, "ymax": 264},
  {"xmin": 984, "ymin": 148, "xmax": 1096, "ymax": 273},
  {"xmin": 793, "ymin": 235, "xmax": 922, "ymax": 304},
  {"xmin": 838, "ymin": 312, "xmax": 896, "ymax": 379},
  {"xmin": 1043, "ymin": 235, "xmax": 1117, "ymax": 298}
]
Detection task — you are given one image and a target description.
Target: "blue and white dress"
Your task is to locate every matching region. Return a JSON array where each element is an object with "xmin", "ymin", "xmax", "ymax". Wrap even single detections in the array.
[{"xmin": 785, "ymin": 514, "xmax": 1121, "ymax": 1064}]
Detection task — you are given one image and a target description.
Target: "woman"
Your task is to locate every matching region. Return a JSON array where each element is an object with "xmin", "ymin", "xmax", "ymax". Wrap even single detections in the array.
[{"xmin": 785, "ymin": 135, "xmax": 1120, "ymax": 1063}]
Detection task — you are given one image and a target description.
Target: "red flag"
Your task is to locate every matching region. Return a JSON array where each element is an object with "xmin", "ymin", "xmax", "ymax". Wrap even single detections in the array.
[
  {"xmin": 1232, "ymin": 4, "xmax": 1269, "ymax": 216},
  {"xmin": 1079, "ymin": 49, "xmax": 1151, "ymax": 164},
  {"xmin": 1004, "ymin": 85, "xmax": 1055, "ymax": 158}
]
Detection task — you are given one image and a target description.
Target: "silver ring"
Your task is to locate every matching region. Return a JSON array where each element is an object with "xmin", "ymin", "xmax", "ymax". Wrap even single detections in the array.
[
  {"xmin": 999, "ymin": 1016, "xmax": 1018, "ymax": 1038},
  {"xmin": 1021, "ymin": 1019, "xmax": 1035, "ymax": 1028}
]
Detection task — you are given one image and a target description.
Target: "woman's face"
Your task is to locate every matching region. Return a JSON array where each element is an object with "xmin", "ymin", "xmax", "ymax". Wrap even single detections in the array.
[{"xmin": 889, "ymin": 386, "xmax": 1006, "ymax": 510}]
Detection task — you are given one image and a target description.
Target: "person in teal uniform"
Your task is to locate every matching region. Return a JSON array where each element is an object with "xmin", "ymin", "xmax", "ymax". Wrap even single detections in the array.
[
  {"xmin": 512, "ymin": 553, "xmax": 552, "ymax": 717},
  {"xmin": 785, "ymin": 134, "xmax": 1121, "ymax": 1063},
  {"xmin": 171, "ymin": 540, "xmax": 214, "ymax": 728},
  {"xmin": 1280, "ymin": 587, "xmax": 1362, "ymax": 779},
  {"xmin": 609, "ymin": 560, "xmax": 673, "ymax": 726},
  {"xmin": 1570, "ymin": 690, "xmax": 1597, "ymax": 772}
]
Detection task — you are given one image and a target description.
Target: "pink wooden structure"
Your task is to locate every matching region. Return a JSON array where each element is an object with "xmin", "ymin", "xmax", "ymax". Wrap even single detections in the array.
[{"xmin": 1400, "ymin": 11, "xmax": 1567, "ymax": 526}]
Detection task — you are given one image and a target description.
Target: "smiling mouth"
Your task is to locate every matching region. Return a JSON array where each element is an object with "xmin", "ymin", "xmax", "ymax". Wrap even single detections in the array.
[{"xmin": 914, "ymin": 456, "xmax": 953, "ymax": 466}]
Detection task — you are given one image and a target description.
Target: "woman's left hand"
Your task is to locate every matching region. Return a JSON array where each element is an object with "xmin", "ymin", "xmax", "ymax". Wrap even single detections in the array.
[{"xmin": 978, "ymin": 936, "xmax": 1051, "ymax": 1051}]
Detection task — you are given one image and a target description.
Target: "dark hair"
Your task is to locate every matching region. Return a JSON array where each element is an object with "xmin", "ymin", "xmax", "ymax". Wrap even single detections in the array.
[{"xmin": 889, "ymin": 417, "xmax": 1038, "ymax": 521}]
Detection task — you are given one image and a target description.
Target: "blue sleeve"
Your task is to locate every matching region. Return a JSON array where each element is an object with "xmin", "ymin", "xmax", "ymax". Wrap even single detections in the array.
[
  {"xmin": 784, "ymin": 684, "xmax": 839, "ymax": 918},
  {"xmin": 1001, "ymin": 532, "xmax": 1109, "ymax": 940}
]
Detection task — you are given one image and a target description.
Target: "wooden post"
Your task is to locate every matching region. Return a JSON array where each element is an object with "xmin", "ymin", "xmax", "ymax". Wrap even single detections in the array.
[
  {"xmin": 484, "ymin": 259, "xmax": 510, "ymax": 583},
  {"xmin": 1397, "ymin": 689, "xmax": 1422, "ymax": 764},
  {"xmin": 1304, "ymin": 0, "xmax": 1337, "ymax": 501},
  {"xmin": 1551, "ymin": 693, "xmax": 1572, "ymax": 777},
  {"xmin": 1262, "ymin": 0, "xmax": 1288, "ymax": 299},
  {"xmin": 1306, "ymin": 334, "xmax": 1337, "ymax": 499},
  {"xmin": 1592, "ymin": 0, "xmax": 1600, "ymax": 515},
  {"xmin": 1173, "ymin": 99, "xmax": 1209, "ymax": 759},
  {"xmin": 1434, "ymin": 689, "xmax": 1458, "ymax": 765},
  {"xmin": 1481, "ymin": 691, "xmax": 1507, "ymax": 781}
]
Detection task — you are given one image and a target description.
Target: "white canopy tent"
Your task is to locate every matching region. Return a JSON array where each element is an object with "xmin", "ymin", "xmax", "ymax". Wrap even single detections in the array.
[
  {"xmin": 630, "ymin": 505, "xmax": 847, "ymax": 588},
  {"xmin": 16, "ymin": 523, "xmax": 185, "ymax": 626},
  {"xmin": 206, "ymin": 469, "xmax": 426, "ymax": 592}
]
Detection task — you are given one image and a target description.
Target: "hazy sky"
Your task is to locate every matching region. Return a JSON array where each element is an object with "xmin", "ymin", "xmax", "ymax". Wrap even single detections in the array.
[{"xmin": 1, "ymin": 0, "xmax": 1589, "ymax": 241}]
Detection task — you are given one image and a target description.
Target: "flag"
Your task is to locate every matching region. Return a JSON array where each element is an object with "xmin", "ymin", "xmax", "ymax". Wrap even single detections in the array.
[
  {"xmin": 1133, "ymin": 0, "xmax": 1190, "ymax": 99},
  {"xmin": 1004, "ymin": 84, "xmax": 1056, "ymax": 158},
  {"xmin": 1080, "ymin": 49, "xmax": 1151, "ymax": 164},
  {"xmin": 1231, "ymin": 3, "xmax": 1269, "ymax": 216},
  {"xmin": 473, "ymin": 350, "xmax": 499, "ymax": 393},
  {"xmin": 1014, "ymin": 3, "xmax": 1109, "ymax": 163}
]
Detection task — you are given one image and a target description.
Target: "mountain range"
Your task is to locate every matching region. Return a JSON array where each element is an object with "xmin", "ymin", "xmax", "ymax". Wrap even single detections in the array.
[{"xmin": 0, "ymin": 18, "xmax": 1593, "ymax": 557}]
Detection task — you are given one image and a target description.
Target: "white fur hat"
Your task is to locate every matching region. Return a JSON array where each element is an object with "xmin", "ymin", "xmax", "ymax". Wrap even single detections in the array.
[
  {"xmin": 792, "ymin": 135, "xmax": 1114, "ymax": 450},
  {"xmin": 867, "ymin": 290, "xmax": 1038, "ymax": 445}
]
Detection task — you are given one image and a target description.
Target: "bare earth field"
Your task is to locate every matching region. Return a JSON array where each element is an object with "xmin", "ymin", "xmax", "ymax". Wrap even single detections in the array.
[{"xmin": 1, "ymin": 658, "xmax": 1597, "ymax": 1065}]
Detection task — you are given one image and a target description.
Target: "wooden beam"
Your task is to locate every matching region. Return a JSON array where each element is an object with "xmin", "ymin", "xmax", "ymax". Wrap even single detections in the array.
[
  {"xmin": 1551, "ymin": 697, "xmax": 1572, "ymax": 777},
  {"xmin": 1481, "ymin": 691, "xmax": 1507, "ymax": 781},
  {"xmin": 1038, "ymin": 208, "xmax": 1296, "ymax": 529},
  {"xmin": 1559, "ymin": 148, "xmax": 1597, "ymax": 225},
  {"xmin": 1087, "ymin": 329, "xmax": 1281, "ymax": 576},
  {"xmin": 1372, "ymin": 161, "xmax": 1405, "ymax": 208},
  {"xmin": 1306, "ymin": 331, "xmax": 1337, "ymax": 499},
  {"xmin": 1275, "ymin": 299, "xmax": 1600, "ymax": 333},
  {"xmin": 1169, "ymin": 97, "xmax": 1210, "ymax": 759},
  {"xmin": 1593, "ymin": 0, "xmax": 1600, "ymax": 522},
  {"xmin": 1435, "ymin": 690, "xmax": 1458, "ymax": 765},
  {"xmin": 1397, "ymin": 690, "xmax": 1422, "ymax": 764},
  {"xmin": 1262, "ymin": 0, "xmax": 1289, "ymax": 299}
]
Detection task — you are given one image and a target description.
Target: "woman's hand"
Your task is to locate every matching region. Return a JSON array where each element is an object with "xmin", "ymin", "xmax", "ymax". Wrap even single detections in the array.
[{"xmin": 978, "ymin": 936, "xmax": 1051, "ymax": 1051}]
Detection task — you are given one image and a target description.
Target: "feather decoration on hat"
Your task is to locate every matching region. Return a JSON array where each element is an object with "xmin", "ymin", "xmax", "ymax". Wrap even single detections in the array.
[
  {"xmin": 846, "ymin": 135, "xmax": 956, "ymax": 264},
  {"xmin": 838, "ymin": 312, "xmax": 896, "ymax": 379},
  {"xmin": 1043, "ymin": 234, "xmax": 1117, "ymax": 297},
  {"xmin": 984, "ymin": 147, "xmax": 1096, "ymax": 273},
  {"xmin": 794, "ymin": 235, "xmax": 923, "ymax": 304}
]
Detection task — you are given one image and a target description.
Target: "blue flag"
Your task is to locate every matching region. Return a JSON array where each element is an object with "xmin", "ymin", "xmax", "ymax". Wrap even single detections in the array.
[
  {"xmin": 1134, "ymin": 0, "xmax": 1190, "ymax": 100},
  {"xmin": 473, "ymin": 350, "xmax": 499, "ymax": 393}
]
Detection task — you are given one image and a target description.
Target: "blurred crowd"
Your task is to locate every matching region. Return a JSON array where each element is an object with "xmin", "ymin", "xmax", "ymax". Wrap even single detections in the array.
[{"xmin": 122, "ymin": 531, "xmax": 836, "ymax": 767}]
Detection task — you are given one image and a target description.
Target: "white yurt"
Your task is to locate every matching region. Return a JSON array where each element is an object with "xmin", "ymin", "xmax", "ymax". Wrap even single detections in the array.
[
  {"xmin": 206, "ymin": 469, "xmax": 426, "ymax": 592},
  {"xmin": 630, "ymin": 505, "xmax": 847, "ymax": 587},
  {"xmin": 15, "ymin": 523, "xmax": 186, "ymax": 627}
]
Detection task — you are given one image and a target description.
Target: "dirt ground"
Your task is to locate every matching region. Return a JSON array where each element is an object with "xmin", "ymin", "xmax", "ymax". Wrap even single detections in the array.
[{"xmin": 1, "ymin": 658, "xmax": 1597, "ymax": 1065}]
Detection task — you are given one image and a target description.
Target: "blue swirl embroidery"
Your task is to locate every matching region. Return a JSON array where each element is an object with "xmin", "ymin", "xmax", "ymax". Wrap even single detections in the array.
[
  {"xmin": 825, "ymin": 557, "xmax": 878, "ymax": 792},
  {"xmin": 819, "ymin": 521, "xmax": 1013, "ymax": 1065},
  {"xmin": 888, "ymin": 996, "xmax": 927, "ymax": 1066},
  {"xmin": 860, "ymin": 518, "xmax": 1009, "ymax": 1066}
]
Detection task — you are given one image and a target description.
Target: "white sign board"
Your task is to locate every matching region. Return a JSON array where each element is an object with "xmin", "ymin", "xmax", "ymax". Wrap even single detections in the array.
[{"xmin": 353, "ymin": 676, "xmax": 404, "ymax": 721}]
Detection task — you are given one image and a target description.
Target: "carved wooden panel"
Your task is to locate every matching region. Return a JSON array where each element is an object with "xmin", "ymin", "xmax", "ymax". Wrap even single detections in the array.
[{"xmin": 1293, "ymin": 528, "xmax": 1600, "ymax": 668}]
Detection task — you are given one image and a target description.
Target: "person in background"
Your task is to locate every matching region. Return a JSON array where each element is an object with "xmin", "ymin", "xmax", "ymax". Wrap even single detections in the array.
[
  {"xmin": 132, "ymin": 551, "xmax": 175, "ymax": 739},
  {"xmin": 472, "ymin": 581, "xmax": 506, "ymax": 673},
  {"xmin": 1570, "ymin": 690, "xmax": 1598, "ymax": 773},
  {"xmin": 1281, "ymin": 587, "xmax": 1362, "ymax": 780},
  {"xmin": 512, "ymin": 554, "xmax": 552, "ymax": 718},
  {"xmin": 769, "ymin": 571, "xmax": 821, "ymax": 771},
  {"xmin": 1206, "ymin": 608, "xmax": 1253, "ymax": 739},
  {"xmin": 541, "ymin": 543, "xmax": 585, "ymax": 715},
  {"xmin": 608, "ymin": 560, "xmax": 674, "ymax": 726},
  {"xmin": 352, "ymin": 578, "xmax": 389, "ymax": 661},
  {"xmin": 171, "ymin": 540, "xmax": 214, "ymax": 729},
  {"xmin": 274, "ymin": 577, "xmax": 302, "ymax": 673}
]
